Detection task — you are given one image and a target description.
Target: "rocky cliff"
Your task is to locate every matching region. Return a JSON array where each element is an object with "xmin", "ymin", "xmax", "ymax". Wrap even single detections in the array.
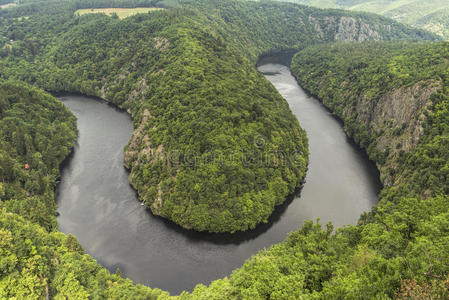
[
  {"xmin": 308, "ymin": 15, "xmax": 383, "ymax": 42},
  {"xmin": 91, "ymin": 1, "xmax": 437, "ymax": 231},
  {"xmin": 343, "ymin": 79, "xmax": 441, "ymax": 185},
  {"xmin": 291, "ymin": 42, "xmax": 447, "ymax": 189},
  {"xmin": 0, "ymin": 0, "xmax": 436, "ymax": 233}
]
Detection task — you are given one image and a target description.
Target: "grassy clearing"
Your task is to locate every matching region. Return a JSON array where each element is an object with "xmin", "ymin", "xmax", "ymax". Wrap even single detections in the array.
[
  {"xmin": 0, "ymin": 3, "xmax": 16, "ymax": 9},
  {"xmin": 75, "ymin": 7, "xmax": 164, "ymax": 19}
]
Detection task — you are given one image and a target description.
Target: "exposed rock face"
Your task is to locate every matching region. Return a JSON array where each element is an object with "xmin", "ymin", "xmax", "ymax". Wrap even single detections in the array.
[
  {"xmin": 309, "ymin": 16, "xmax": 384, "ymax": 42},
  {"xmin": 124, "ymin": 108, "xmax": 152, "ymax": 169},
  {"xmin": 334, "ymin": 17, "xmax": 381, "ymax": 42},
  {"xmin": 372, "ymin": 81, "xmax": 439, "ymax": 185},
  {"xmin": 367, "ymin": 81, "xmax": 441, "ymax": 152},
  {"xmin": 341, "ymin": 80, "xmax": 442, "ymax": 185},
  {"xmin": 153, "ymin": 37, "xmax": 169, "ymax": 50},
  {"xmin": 128, "ymin": 78, "xmax": 148, "ymax": 103},
  {"xmin": 83, "ymin": 6, "xmax": 431, "ymax": 231}
]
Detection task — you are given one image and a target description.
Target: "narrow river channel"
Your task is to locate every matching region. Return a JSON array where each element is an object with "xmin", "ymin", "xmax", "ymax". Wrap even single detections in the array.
[{"xmin": 56, "ymin": 62, "xmax": 381, "ymax": 295}]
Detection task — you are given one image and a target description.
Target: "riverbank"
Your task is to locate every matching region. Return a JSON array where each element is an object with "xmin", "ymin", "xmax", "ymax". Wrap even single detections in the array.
[{"xmin": 55, "ymin": 62, "xmax": 380, "ymax": 294}]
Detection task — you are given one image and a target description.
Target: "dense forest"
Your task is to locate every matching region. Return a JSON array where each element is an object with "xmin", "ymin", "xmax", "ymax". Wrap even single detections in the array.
[
  {"xmin": 281, "ymin": 41, "xmax": 449, "ymax": 299},
  {"xmin": 0, "ymin": 0, "xmax": 434, "ymax": 234},
  {"xmin": 274, "ymin": 0, "xmax": 449, "ymax": 39},
  {"xmin": 291, "ymin": 42, "xmax": 449, "ymax": 195},
  {"xmin": 0, "ymin": 0, "xmax": 447, "ymax": 298},
  {"xmin": 0, "ymin": 82, "xmax": 76, "ymax": 231}
]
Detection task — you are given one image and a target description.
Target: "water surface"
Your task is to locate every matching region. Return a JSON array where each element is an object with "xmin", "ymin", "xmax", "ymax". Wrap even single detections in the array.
[{"xmin": 56, "ymin": 63, "xmax": 380, "ymax": 294}]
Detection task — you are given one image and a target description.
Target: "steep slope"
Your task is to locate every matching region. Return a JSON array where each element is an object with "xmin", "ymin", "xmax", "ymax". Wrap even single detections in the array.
[
  {"xmin": 0, "ymin": 0, "xmax": 445, "ymax": 298},
  {"xmin": 273, "ymin": 0, "xmax": 449, "ymax": 39},
  {"xmin": 0, "ymin": 82, "xmax": 76, "ymax": 231},
  {"xmin": 291, "ymin": 42, "xmax": 449, "ymax": 193},
  {"xmin": 179, "ymin": 41, "xmax": 449, "ymax": 300},
  {"xmin": 177, "ymin": 0, "xmax": 437, "ymax": 59},
  {"xmin": 0, "ymin": 0, "xmax": 436, "ymax": 233},
  {"xmin": 255, "ymin": 41, "xmax": 449, "ymax": 298}
]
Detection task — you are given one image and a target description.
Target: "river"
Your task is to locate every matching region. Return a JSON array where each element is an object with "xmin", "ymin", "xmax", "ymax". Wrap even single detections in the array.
[{"xmin": 56, "ymin": 62, "xmax": 380, "ymax": 295}]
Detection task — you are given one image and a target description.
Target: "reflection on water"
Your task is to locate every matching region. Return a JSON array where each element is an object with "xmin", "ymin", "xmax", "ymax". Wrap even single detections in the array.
[{"xmin": 56, "ymin": 62, "xmax": 380, "ymax": 295}]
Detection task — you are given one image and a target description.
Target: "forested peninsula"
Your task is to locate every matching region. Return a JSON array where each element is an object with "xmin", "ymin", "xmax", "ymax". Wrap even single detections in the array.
[
  {"xmin": 0, "ymin": 0, "xmax": 447, "ymax": 298},
  {"xmin": 1, "ymin": 0, "xmax": 434, "ymax": 234}
]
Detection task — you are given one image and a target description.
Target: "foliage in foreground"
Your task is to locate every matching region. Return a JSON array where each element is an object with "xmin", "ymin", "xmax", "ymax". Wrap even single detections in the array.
[
  {"xmin": 0, "ymin": 0, "xmax": 448, "ymax": 298},
  {"xmin": 0, "ymin": 208, "xmax": 169, "ymax": 299}
]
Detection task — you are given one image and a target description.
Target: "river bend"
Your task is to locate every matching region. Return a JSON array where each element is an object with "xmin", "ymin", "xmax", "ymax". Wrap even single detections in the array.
[{"xmin": 56, "ymin": 63, "xmax": 380, "ymax": 294}]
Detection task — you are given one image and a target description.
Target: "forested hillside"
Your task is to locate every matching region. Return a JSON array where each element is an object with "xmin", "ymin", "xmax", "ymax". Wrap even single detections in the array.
[
  {"xmin": 0, "ymin": 0, "xmax": 445, "ymax": 298},
  {"xmin": 292, "ymin": 42, "xmax": 449, "ymax": 195},
  {"xmin": 273, "ymin": 0, "xmax": 449, "ymax": 39},
  {"xmin": 181, "ymin": 40, "xmax": 449, "ymax": 300},
  {"xmin": 0, "ymin": 82, "xmax": 76, "ymax": 231},
  {"xmin": 0, "ymin": 78, "xmax": 168, "ymax": 300},
  {"xmin": 0, "ymin": 0, "xmax": 433, "ymax": 234},
  {"xmin": 256, "ymin": 41, "xmax": 449, "ymax": 299}
]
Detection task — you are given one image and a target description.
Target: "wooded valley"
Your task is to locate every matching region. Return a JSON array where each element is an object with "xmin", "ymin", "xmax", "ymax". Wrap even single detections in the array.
[{"xmin": 0, "ymin": 0, "xmax": 448, "ymax": 298}]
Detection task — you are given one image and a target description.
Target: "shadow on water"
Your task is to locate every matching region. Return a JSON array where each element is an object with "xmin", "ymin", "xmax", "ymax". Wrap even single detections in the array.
[
  {"xmin": 256, "ymin": 53, "xmax": 382, "ymax": 193},
  {"xmin": 55, "ymin": 92, "xmax": 306, "ymax": 246},
  {"xmin": 257, "ymin": 50, "xmax": 298, "ymax": 67},
  {"xmin": 55, "ymin": 92, "xmax": 130, "ymax": 114},
  {"xmin": 54, "ymin": 59, "xmax": 382, "ymax": 294},
  {"xmin": 258, "ymin": 54, "xmax": 382, "ymax": 193},
  {"xmin": 151, "ymin": 185, "xmax": 305, "ymax": 245},
  {"xmin": 55, "ymin": 141, "xmax": 78, "ymax": 204},
  {"xmin": 55, "ymin": 55, "xmax": 379, "ymax": 249}
]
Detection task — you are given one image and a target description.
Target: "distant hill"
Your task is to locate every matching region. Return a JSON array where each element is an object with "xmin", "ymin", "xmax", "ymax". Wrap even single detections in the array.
[{"xmin": 273, "ymin": 0, "xmax": 449, "ymax": 39}]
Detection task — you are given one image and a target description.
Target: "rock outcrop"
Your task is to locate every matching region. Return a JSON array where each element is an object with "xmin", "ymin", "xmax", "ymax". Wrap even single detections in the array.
[
  {"xmin": 309, "ymin": 15, "xmax": 384, "ymax": 42},
  {"xmin": 344, "ymin": 80, "xmax": 442, "ymax": 184}
]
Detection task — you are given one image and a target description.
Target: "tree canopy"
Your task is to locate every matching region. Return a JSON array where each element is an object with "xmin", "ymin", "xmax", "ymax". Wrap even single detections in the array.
[{"xmin": 0, "ymin": 0, "xmax": 446, "ymax": 298}]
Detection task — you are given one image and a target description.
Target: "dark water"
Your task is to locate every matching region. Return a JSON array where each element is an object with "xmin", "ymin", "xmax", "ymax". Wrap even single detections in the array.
[{"xmin": 56, "ymin": 64, "xmax": 380, "ymax": 295}]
